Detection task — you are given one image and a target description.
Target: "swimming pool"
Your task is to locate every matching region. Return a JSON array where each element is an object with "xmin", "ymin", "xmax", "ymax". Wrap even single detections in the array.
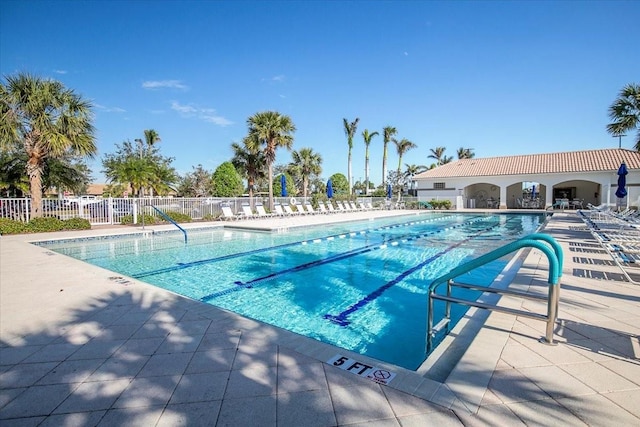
[{"xmin": 38, "ymin": 212, "xmax": 546, "ymax": 370}]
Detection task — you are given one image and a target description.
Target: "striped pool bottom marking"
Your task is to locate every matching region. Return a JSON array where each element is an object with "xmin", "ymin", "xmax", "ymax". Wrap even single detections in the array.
[
  {"xmin": 133, "ymin": 213, "xmax": 461, "ymax": 279},
  {"xmin": 322, "ymin": 217, "xmax": 512, "ymax": 326},
  {"xmin": 199, "ymin": 215, "xmax": 494, "ymax": 303}
]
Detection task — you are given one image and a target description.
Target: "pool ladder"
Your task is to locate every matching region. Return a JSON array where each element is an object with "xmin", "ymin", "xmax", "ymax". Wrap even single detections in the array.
[
  {"xmin": 426, "ymin": 233, "xmax": 563, "ymax": 354},
  {"xmin": 151, "ymin": 206, "xmax": 188, "ymax": 244}
]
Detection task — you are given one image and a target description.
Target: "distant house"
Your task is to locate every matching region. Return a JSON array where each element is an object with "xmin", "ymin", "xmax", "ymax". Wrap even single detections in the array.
[{"xmin": 413, "ymin": 148, "xmax": 640, "ymax": 209}]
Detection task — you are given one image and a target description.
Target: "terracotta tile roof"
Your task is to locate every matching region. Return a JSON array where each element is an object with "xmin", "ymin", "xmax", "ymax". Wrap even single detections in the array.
[{"xmin": 414, "ymin": 148, "xmax": 640, "ymax": 179}]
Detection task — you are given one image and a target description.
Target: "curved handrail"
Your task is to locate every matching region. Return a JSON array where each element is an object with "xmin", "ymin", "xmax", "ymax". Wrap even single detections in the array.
[
  {"xmin": 151, "ymin": 205, "xmax": 188, "ymax": 244},
  {"xmin": 429, "ymin": 234, "xmax": 562, "ymax": 292}
]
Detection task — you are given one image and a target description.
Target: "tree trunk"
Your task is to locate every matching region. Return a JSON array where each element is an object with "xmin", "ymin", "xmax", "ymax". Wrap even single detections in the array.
[
  {"xmin": 347, "ymin": 149, "xmax": 352, "ymax": 195},
  {"xmin": 267, "ymin": 162, "xmax": 274, "ymax": 211},
  {"xmin": 26, "ymin": 160, "xmax": 43, "ymax": 218}
]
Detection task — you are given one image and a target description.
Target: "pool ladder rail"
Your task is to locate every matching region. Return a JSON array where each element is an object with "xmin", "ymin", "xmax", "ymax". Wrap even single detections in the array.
[
  {"xmin": 426, "ymin": 233, "xmax": 563, "ymax": 354},
  {"xmin": 151, "ymin": 205, "xmax": 188, "ymax": 244}
]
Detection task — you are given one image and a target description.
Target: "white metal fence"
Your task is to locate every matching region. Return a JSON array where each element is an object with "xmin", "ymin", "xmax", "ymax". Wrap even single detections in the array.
[{"xmin": 0, "ymin": 196, "xmax": 422, "ymax": 226}]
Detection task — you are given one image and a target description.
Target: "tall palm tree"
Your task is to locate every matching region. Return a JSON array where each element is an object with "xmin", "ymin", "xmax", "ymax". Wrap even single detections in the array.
[
  {"xmin": 291, "ymin": 147, "xmax": 322, "ymax": 198},
  {"xmin": 382, "ymin": 126, "xmax": 397, "ymax": 188},
  {"xmin": 428, "ymin": 146, "xmax": 447, "ymax": 166},
  {"xmin": 245, "ymin": 111, "xmax": 296, "ymax": 209},
  {"xmin": 343, "ymin": 117, "xmax": 359, "ymax": 195},
  {"xmin": 607, "ymin": 83, "xmax": 640, "ymax": 150},
  {"xmin": 144, "ymin": 129, "xmax": 161, "ymax": 150},
  {"xmin": 394, "ymin": 138, "xmax": 417, "ymax": 172},
  {"xmin": 362, "ymin": 129, "xmax": 379, "ymax": 194},
  {"xmin": 232, "ymin": 138, "xmax": 266, "ymax": 203},
  {"xmin": 141, "ymin": 129, "xmax": 161, "ymax": 196},
  {"xmin": 0, "ymin": 73, "xmax": 96, "ymax": 217},
  {"xmin": 404, "ymin": 163, "xmax": 427, "ymax": 196},
  {"xmin": 456, "ymin": 147, "xmax": 475, "ymax": 159}
]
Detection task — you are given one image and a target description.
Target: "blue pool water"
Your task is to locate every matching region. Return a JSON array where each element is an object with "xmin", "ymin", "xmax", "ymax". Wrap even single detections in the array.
[{"xmin": 39, "ymin": 212, "xmax": 545, "ymax": 370}]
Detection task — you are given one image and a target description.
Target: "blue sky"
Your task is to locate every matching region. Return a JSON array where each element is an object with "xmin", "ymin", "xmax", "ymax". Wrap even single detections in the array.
[{"xmin": 2, "ymin": 1, "xmax": 639, "ymax": 186}]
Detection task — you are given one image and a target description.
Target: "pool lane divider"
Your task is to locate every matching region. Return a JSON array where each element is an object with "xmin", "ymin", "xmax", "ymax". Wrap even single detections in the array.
[
  {"xmin": 132, "ymin": 214, "xmax": 464, "ymax": 279},
  {"xmin": 323, "ymin": 216, "xmax": 516, "ymax": 327},
  {"xmin": 199, "ymin": 215, "xmax": 495, "ymax": 303}
]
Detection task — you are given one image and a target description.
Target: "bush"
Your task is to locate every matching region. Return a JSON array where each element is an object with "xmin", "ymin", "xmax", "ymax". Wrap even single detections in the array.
[
  {"xmin": 0, "ymin": 218, "xmax": 28, "ymax": 235},
  {"xmin": 163, "ymin": 210, "xmax": 192, "ymax": 223},
  {"xmin": 62, "ymin": 217, "xmax": 91, "ymax": 230},
  {"xmin": 429, "ymin": 199, "xmax": 452, "ymax": 210},
  {"xmin": 27, "ymin": 217, "xmax": 65, "ymax": 232},
  {"xmin": 0, "ymin": 216, "xmax": 92, "ymax": 234},
  {"xmin": 120, "ymin": 213, "xmax": 159, "ymax": 225}
]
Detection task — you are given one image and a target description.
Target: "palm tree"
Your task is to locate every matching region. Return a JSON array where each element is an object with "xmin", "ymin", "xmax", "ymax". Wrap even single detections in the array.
[
  {"xmin": 362, "ymin": 129, "xmax": 379, "ymax": 195},
  {"xmin": 232, "ymin": 138, "xmax": 266, "ymax": 203},
  {"xmin": 394, "ymin": 138, "xmax": 417, "ymax": 172},
  {"xmin": 428, "ymin": 146, "xmax": 447, "ymax": 166},
  {"xmin": 456, "ymin": 147, "xmax": 475, "ymax": 159},
  {"xmin": 382, "ymin": 126, "xmax": 397, "ymax": 188},
  {"xmin": 0, "ymin": 73, "xmax": 96, "ymax": 217},
  {"xmin": 245, "ymin": 111, "xmax": 296, "ymax": 209},
  {"xmin": 144, "ymin": 129, "xmax": 161, "ymax": 150},
  {"xmin": 343, "ymin": 117, "xmax": 359, "ymax": 195},
  {"xmin": 291, "ymin": 147, "xmax": 322, "ymax": 198},
  {"xmin": 607, "ymin": 83, "xmax": 640, "ymax": 150},
  {"xmin": 404, "ymin": 163, "xmax": 427, "ymax": 196}
]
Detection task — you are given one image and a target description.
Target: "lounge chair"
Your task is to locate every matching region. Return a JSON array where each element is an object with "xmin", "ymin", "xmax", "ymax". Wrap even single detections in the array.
[
  {"xmin": 284, "ymin": 205, "xmax": 297, "ymax": 215},
  {"xmin": 273, "ymin": 203, "xmax": 287, "ymax": 216},
  {"xmin": 220, "ymin": 204, "xmax": 239, "ymax": 221},
  {"xmin": 304, "ymin": 202, "xmax": 318, "ymax": 214},
  {"xmin": 335, "ymin": 201, "xmax": 346, "ymax": 211},
  {"xmin": 326, "ymin": 201, "xmax": 337, "ymax": 213},
  {"xmin": 317, "ymin": 201, "xmax": 328, "ymax": 214},
  {"xmin": 255, "ymin": 204, "xmax": 273, "ymax": 218},
  {"xmin": 241, "ymin": 203, "xmax": 256, "ymax": 218},
  {"xmin": 294, "ymin": 203, "xmax": 307, "ymax": 215}
]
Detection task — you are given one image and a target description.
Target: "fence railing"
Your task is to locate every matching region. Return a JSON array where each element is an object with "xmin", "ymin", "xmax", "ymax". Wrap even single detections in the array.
[{"xmin": 0, "ymin": 196, "xmax": 424, "ymax": 226}]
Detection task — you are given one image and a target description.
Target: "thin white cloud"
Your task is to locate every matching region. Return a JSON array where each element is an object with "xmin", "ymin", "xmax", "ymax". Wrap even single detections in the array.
[
  {"xmin": 53, "ymin": 69, "xmax": 67, "ymax": 74},
  {"xmin": 261, "ymin": 74, "xmax": 286, "ymax": 83},
  {"xmin": 171, "ymin": 101, "xmax": 233, "ymax": 127},
  {"xmin": 404, "ymin": 51, "xmax": 409, "ymax": 56},
  {"xmin": 94, "ymin": 103, "xmax": 126, "ymax": 113},
  {"xmin": 171, "ymin": 101, "xmax": 197, "ymax": 114},
  {"xmin": 142, "ymin": 80, "xmax": 188, "ymax": 90}
]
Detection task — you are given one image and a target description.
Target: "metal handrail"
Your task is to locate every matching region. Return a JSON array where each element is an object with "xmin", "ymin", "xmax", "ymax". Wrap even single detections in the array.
[
  {"xmin": 427, "ymin": 234, "xmax": 562, "ymax": 354},
  {"xmin": 151, "ymin": 205, "xmax": 188, "ymax": 244}
]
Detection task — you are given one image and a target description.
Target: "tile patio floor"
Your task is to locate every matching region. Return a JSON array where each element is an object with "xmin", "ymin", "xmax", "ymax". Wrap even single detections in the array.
[{"xmin": 1, "ymin": 210, "xmax": 638, "ymax": 426}]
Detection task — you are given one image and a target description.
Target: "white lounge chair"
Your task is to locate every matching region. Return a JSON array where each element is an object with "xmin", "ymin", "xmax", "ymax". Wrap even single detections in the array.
[
  {"xmin": 255, "ymin": 204, "xmax": 273, "ymax": 218},
  {"xmin": 294, "ymin": 203, "xmax": 307, "ymax": 215},
  {"xmin": 304, "ymin": 202, "xmax": 317, "ymax": 215},
  {"xmin": 220, "ymin": 204, "xmax": 238, "ymax": 221},
  {"xmin": 317, "ymin": 201, "xmax": 328, "ymax": 214},
  {"xmin": 273, "ymin": 203, "xmax": 287, "ymax": 216},
  {"xmin": 326, "ymin": 201, "xmax": 337, "ymax": 213},
  {"xmin": 284, "ymin": 205, "xmax": 297, "ymax": 215},
  {"xmin": 241, "ymin": 204, "xmax": 256, "ymax": 218}
]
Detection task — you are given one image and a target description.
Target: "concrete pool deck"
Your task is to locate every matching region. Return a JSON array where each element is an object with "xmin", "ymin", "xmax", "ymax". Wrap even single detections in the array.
[{"xmin": 1, "ymin": 210, "xmax": 639, "ymax": 426}]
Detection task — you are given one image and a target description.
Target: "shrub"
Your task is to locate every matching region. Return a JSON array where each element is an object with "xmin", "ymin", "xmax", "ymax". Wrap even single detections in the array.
[
  {"xmin": 27, "ymin": 217, "xmax": 65, "ymax": 233},
  {"xmin": 163, "ymin": 210, "xmax": 192, "ymax": 223},
  {"xmin": 429, "ymin": 199, "xmax": 452, "ymax": 210},
  {"xmin": 62, "ymin": 217, "xmax": 91, "ymax": 230},
  {"xmin": 0, "ymin": 218, "xmax": 28, "ymax": 235},
  {"xmin": 120, "ymin": 213, "xmax": 159, "ymax": 225}
]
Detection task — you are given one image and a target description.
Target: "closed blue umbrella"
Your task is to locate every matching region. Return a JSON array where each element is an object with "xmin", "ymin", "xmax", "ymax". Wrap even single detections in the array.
[
  {"xmin": 326, "ymin": 179, "xmax": 334, "ymax": 198},
  {"xmin": 531, "ymin": 185, "xmax": 536, "ymax": 199},
  {"xmin": 386, "ymin": 183, "xmax": 392, "ymax": 199},
  {"xmin": 615, "ymin": 163, "xmax": 628, "ymax": 198},
  {"xmin": 280, "ymin": 175, "xmax": 287, "ymax": 197}
]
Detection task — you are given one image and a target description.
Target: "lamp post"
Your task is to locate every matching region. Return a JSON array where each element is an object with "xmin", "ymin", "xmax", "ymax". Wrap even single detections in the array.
[{"xmin": 613, "ymin": 133, "xmax": 626, "ymax": 148}]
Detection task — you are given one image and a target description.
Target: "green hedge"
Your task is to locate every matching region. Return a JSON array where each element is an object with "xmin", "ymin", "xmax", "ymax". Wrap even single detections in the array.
[
  {"xmin": 120, "ymin": 210, "xmax": 192, "ymax": 225},
  {"xmin": 0, "ymin": 217, "xmax": 91, "ymax": 235}
]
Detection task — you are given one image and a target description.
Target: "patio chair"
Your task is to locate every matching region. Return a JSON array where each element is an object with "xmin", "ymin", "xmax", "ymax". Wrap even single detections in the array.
[
  {"xmin": 220, "ymin": 204, "xmax": 239, "ymax": 221},
  {"xmin": 255, "ymin": 204, "xmax": 273, "ymax": 218},
  {"xmin": 284, "ymin": 205, "xmax": 298, "ymax": 215},
  {"xmin": 304, "ymin": 202, "xmax": 318, "ymax": 214},
  {"xmin": 316, "ymin": 201, "xmax": 328, "ymax": 214},
  {"xmin": 294, "ymin": 203, "xmax": 307, "ymax": 215},
  {"xmin": 273, "ymin": 203, "xmax": 287, "ymax": 216},
  {"xmin": 241, "ymin": 203, "xmax": 256, "ymax": 218},
  {"xmin": 326, "ymin": 201, "xmax": 337, "ymax": 213}
]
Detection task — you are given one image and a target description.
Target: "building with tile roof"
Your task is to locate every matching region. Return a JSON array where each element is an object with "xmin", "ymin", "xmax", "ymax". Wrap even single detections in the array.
[{"xmin": 413, "ymin": 148, "xmax": 640, "ymax": 209}]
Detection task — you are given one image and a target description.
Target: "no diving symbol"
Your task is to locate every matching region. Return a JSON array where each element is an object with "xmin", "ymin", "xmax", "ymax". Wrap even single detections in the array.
[{"xmin": 373, "ymin": 370, "xmax": 391, "ymax": 380}]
